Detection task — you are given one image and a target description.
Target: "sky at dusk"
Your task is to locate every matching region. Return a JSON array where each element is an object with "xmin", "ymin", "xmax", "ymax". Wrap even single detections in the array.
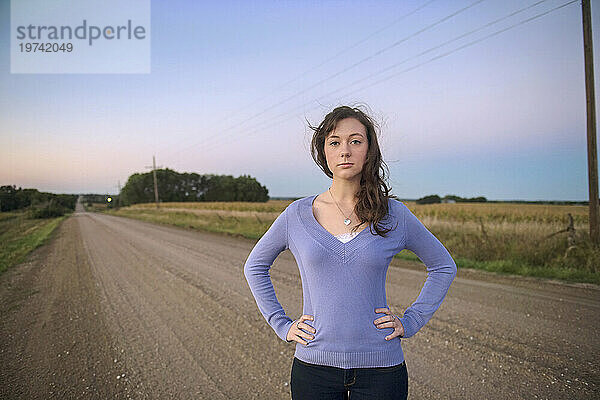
[{"xmin": 2, "ymin": 0, "xmax": 600, "ymax": 201}]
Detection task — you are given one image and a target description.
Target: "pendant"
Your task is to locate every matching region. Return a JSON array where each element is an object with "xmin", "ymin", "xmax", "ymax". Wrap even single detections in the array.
[{"xmin": 344, "ymin": 218, "xmax": 351, "ymax": 225}]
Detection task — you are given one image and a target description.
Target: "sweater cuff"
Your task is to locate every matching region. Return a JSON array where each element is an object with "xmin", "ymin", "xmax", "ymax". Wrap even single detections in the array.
[
  {"xmin": 272, "ymin": 315, "xmax": 295, "ymax": 342},
  {"xmin": 397, "ymin": 314, "xmax": 417, "ymax": 339}
]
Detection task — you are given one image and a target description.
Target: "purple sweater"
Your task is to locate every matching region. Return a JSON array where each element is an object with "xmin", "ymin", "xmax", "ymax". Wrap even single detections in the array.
[{"xmin": 243, "ymin": 194, "xmax": 457, "ymax": 369}]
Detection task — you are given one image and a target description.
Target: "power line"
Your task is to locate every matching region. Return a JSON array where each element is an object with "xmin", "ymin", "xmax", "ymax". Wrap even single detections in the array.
[
  {"xmin": 223, "ymin": 0, "xmax": 555, "ymax": 145},
  {"xmin": 160, "ymin": 0, "xmax": 439, "ymax": 164},
  {"xmin": 196, "ymin": 0, "xmax": 576, "ymax": 156},
  {"xmin": 337, "ymin": 0, "xmax": 580, "ymax": 100},
  {"xmin": 211, "ymin": 0, "xmax": 439, "ymax": 122},
  {"xmin": 161, "ymin": 0, "xmax": 485, "ymax": 164}
]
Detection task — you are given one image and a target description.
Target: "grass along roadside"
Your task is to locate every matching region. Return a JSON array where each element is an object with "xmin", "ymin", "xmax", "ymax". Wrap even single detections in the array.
[
  {"xmin": 102, "ymin": 201, "xmax": 600, "ymax": 286},
  {"xmin": 0, "ymin": 210, "xmax": 70, "ymax": 276}
]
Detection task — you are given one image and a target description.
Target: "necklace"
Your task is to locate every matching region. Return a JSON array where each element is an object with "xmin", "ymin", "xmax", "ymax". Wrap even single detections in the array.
[{"xmin": 328, "ymin": 187, "xmax": 353, "ymax": 225}]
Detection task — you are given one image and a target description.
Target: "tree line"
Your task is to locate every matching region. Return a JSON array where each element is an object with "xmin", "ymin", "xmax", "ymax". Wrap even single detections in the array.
[
  {"xmin": 416, "ymin": 194, "xmax": 488, "ymax": 204},
  {"xmin": 119, "ymin": 168, "xmax": 270, "ymax": 206},
  {"xmin": 0, "ymin": 185, "xmax": 77, "ymax": 217}
]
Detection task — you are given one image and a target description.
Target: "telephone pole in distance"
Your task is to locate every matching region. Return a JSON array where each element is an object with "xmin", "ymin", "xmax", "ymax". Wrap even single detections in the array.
[{"xmin": 145, "ymin": 155, "xmax": 163, "ymax": 209}]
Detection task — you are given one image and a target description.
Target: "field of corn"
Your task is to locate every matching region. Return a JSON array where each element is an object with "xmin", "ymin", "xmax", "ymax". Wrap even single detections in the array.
[{"xmin": 103, "ymin": 200, "xmax": 599, "ymax": 285}]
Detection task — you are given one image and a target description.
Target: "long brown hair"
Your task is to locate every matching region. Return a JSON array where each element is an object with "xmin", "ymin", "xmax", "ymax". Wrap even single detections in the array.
[{"xmin": 307, "ymin": 105, "xmax": 398, "ymax": 237}]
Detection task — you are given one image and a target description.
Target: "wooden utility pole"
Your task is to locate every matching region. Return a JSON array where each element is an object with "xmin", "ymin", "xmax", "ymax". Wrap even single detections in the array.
[
  {"xmin": 117, "ymin": 180, "xmax": 122, "ymax": 209},
  {"xmin": 582, "ymin": 0, "xmax": 599, "ymax": 245},
  {"xmin": 145, "ymin": 155, "xmax": 163, "ymax": 209}
]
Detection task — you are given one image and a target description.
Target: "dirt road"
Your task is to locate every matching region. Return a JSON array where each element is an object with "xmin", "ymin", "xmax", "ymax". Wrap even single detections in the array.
[{"xmin": 1, "ymin": 204, "xmax": 598, "ymax": 399}]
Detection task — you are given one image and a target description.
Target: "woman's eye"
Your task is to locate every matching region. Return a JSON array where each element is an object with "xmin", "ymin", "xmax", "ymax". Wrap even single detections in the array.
[{"xmin": 329, "ymin": 140, "xmax": 361, "ymax": 145}]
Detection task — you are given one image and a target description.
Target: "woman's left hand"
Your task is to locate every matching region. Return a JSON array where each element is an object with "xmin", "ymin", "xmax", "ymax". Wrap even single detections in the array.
[{"xmin": 374, "ymin": 307, "xmax": 404, "ymax": 340}]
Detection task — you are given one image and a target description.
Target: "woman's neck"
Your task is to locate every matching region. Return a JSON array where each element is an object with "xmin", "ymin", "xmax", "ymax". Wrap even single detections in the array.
[{"xmin": 328, "ymin": 179, "xmax": 360, "ymax": 205}]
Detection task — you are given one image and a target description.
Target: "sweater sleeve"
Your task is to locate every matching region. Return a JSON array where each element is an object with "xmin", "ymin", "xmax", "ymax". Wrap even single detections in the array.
[
  {"xmin": 243, "ymin": 207, "xmax": 295, "ymax": 342},
  {"xmin": 396, "ymin": 202, "xmax": 457, "ymax": 339}
]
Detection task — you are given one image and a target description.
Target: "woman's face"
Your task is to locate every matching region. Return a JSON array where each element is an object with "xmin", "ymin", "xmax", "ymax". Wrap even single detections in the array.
[{"xmin": 324, "ymin": 117, "xmax": 369, "ymax": 180}]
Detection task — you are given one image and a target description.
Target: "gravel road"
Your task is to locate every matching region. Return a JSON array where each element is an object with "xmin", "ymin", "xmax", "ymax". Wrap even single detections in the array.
[{"xmin": 1, "ymin": 203, "xmax": 598, "ymax": 399}]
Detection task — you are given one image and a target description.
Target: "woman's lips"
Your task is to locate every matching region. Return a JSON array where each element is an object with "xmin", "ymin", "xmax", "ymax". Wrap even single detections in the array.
[{"xmin": 338, "ymin": 163, "xmax": 353, "ymax": 168}]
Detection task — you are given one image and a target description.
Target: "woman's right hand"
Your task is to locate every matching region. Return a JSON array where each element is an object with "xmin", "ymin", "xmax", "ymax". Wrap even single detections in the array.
[{"xmin": 286, "ymin": 315, "xmax": 316, "ymax": 345}]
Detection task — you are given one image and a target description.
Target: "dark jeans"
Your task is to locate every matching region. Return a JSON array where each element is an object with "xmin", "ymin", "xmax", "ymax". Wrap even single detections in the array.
[{"xmin": 290, "ymin": 357, "xmax": 408, "ymax": 400}]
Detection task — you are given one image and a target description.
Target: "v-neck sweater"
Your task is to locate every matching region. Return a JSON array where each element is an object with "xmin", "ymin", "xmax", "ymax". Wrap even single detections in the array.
[{"xmin": 243, "ymin": 194, "xmax": 457, "ymax": 369}]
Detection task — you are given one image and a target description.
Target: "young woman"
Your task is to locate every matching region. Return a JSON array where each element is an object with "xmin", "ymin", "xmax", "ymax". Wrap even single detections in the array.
[{"xmin": 244, "ymin": 105, "xmax": 457, "ymax": 399}]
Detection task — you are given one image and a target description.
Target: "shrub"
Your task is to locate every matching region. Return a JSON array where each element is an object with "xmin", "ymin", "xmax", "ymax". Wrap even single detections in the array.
[{"xmin": 28, "ymin": 200, "xmax": 67, "ymax": 219}]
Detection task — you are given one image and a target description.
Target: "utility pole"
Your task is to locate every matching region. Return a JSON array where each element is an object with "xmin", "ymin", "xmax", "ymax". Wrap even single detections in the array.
[
  {"xmin": 582, "ymin": 0, "xmax": 599, "ymax": 245},
  {"xmin": 145, "ymin": 155, "xmax": 163, "ymax": 209},
  {"xmin": 117, "ymin": 180, "xmax": 122, "ymax": 209}
]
